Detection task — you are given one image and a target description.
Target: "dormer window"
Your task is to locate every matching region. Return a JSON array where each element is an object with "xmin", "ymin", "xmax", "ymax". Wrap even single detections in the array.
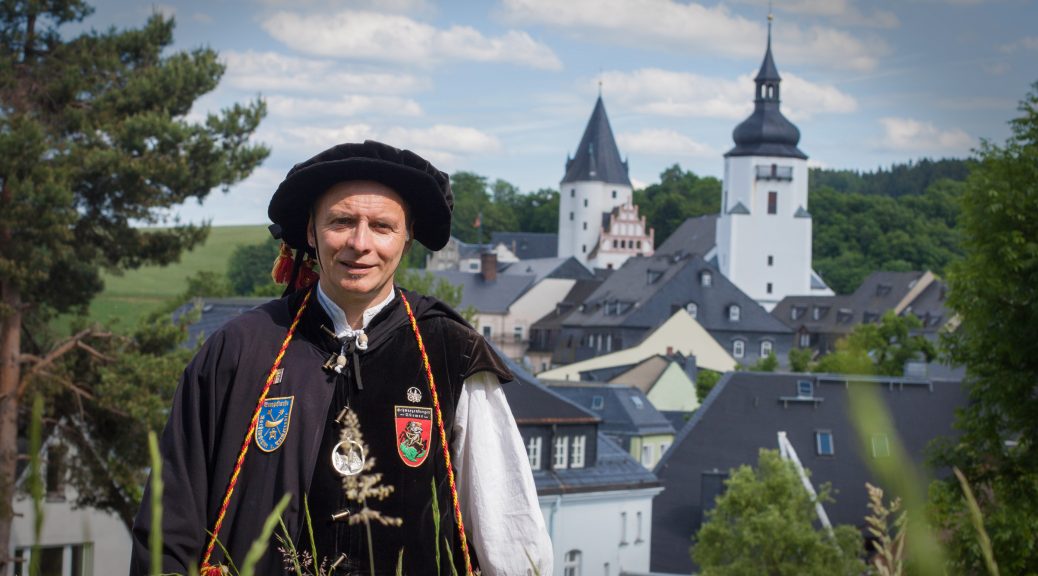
[
  {"xmin": 813, "ymin": 306, "xmax": 827, "ymax": 320},
  {"xmin": 527, "ymin": 436, "xmax": 542, "ymax": 470},
  {"xmin": 700, "ymin": 271, "xmax": 713, "ymax": 287},
  {"xmin": 685, "ymin": 302, "xmax": 698, "ymax": 320},
  {"xmin": 837, "ymin": 308, "xmax": 853, "ymax": 324},
  {"xmin": 591, "ymin": 395, "xmax": 604, "ymax": 410},
  {"xmin": 728, "ymin": 305, "xmax": 741, "ymax": 322},
  {"xmin": 797, "ymin": 380, "xmax": 814, "ymax": 398},
  {"xmin": 791, "ymin": 306, "xmax": 806, "ymax": 320},
  {"xmin": 631, "ymin": 396, "xmax": 644, "ymax": 409},
  {"xmin": 571, "ymin": 435, "xmax": 586, "ymax": 468},
  {"xmin": 553, "ymin": 434, "xmax": 569, "ymax": 470}
]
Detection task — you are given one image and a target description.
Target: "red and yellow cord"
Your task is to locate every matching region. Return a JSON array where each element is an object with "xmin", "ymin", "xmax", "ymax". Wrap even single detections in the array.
[
  {"xmin": 400, "ymin": 290, "xmax": 474, "ymax": 576},
  {"xmin": 200, "ymin": 287, "xmax": 313, "ymax": 575}
]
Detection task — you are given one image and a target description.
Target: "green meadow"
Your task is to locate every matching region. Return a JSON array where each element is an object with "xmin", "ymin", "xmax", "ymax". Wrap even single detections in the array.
[{"xmin": 83, "ymin": 225, "xmax": 269, "ymax": 330}]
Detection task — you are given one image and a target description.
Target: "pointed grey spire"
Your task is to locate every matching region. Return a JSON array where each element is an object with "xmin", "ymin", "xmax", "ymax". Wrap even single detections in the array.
[{"xmin": 562, "ymin": 95, "xmax": 632, "ymax": 186}]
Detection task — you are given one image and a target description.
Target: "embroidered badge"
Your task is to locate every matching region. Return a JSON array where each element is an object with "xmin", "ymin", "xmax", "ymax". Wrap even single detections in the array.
[
  {"xmin": 256, "ymin": 396, "xmax": 294, "ymax": 452},
  {"xmin": 394, "ymin": 405, "xmax": 433, "ymax": 467},
  {"xmin": 406, "ymin": 386, "xmax": 422, "ymax": 403}
]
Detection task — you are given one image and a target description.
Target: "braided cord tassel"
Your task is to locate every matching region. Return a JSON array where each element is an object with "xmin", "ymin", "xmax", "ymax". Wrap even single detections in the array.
[
  {"xmin": 399, "ymin": 290, "xmax": 473, "ymax": 576},
  {"xmin": 199, "ymin": 287, "xmax": 314, "ymax": 575}
]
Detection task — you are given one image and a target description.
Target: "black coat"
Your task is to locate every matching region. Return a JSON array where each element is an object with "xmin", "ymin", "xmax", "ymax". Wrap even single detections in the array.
[{"xmin": 130, "ymin": 287, "xmax": 511, "ymax": 575}]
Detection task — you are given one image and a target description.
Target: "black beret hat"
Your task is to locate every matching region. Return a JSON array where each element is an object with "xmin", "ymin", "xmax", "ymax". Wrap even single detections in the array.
[{"xmin": 268, "ymin": 140, "xmax": 453, "ymax": 251}]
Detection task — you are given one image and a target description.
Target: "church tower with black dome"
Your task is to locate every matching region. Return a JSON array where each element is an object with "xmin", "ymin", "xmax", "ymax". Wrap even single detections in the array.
[{"xmin": 715, "ymin": 15, "xmax": 830, "ymax": 310}]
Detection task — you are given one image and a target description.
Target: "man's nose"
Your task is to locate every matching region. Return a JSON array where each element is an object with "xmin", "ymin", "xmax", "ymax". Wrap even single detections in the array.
[{"xmin": 346, "ymin": 222, "xmax": 372, "ymax": 252}]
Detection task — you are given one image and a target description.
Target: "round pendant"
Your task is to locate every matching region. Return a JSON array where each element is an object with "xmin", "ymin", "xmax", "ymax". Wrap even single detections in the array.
[{"xmin": 331, "ymin": 439, "xmax": 366, "ymax": 476}]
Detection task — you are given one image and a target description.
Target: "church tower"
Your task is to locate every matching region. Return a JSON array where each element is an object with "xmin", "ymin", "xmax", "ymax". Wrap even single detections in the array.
[
  {"xmin": 558, "ymin": 95, "xmax": 644, "ymax": 268},
  {"xmin": 715, "ymin": 15, "xmax": 828, "ymax": 310}
]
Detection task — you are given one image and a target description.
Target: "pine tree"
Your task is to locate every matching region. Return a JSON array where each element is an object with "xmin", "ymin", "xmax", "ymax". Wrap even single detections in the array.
[{"xmin": 0, "ymin": 2, "xmax": 268, "ymax": 567}]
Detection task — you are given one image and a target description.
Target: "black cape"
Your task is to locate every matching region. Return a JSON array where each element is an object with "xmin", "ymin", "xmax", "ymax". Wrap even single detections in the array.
[{"xmin": 130, "ymin": 287, "xmax": 511, "ymax": 575}]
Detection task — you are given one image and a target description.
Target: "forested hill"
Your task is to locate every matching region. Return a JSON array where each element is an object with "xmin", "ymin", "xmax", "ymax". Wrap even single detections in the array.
[{"xmin": 808, "ymin": 158, "xmax": 974, "ymax": 197}]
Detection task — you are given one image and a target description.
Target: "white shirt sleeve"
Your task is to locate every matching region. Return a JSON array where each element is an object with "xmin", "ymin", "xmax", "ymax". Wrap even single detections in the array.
[{"xmin": 453, "ymin": 371, "xmax": 554, "ymax": 576}]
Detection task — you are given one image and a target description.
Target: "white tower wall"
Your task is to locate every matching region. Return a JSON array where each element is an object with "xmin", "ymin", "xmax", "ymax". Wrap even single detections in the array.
[
  {"xmin": 717, "ymin": 155, "xmax": 812, "ymax": 310},
  {"xmin": 558, "ymin": 180, "xmax": 632, "ymax": 265}
]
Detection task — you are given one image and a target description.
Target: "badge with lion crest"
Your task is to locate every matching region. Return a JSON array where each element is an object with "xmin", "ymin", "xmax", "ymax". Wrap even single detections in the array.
[{"xmin": 394, "ymin": 405, "xmax": 433, "ymax": 467}]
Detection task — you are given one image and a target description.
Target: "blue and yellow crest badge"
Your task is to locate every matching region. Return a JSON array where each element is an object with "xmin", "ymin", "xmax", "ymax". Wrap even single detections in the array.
[{"xmin": 256, "ymin": 396, "xmax": 294, "ymax": 452}]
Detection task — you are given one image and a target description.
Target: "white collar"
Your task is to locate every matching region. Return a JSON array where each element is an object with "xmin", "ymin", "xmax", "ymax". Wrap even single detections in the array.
[{"xmin": 316, "ymin": 283, "xmax": 396, "ymax": 339}]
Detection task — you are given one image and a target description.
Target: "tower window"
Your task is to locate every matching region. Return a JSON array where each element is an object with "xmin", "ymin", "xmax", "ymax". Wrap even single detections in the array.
[
  {"xmin": 768, "ymin": 191, "xmax": 777, "ymax": 215},
  {"xmin": 582, "ymin": 244, "xmax": 587, "ymax": 254},
  {"xmin": 583, "ymin": 198, "xmax": 588, "ymax": 207},
  {"xmin": 767, "ymin": 282, "xmax": 773, "ymax": 294},
  {"xmin": 570, "ymin": 188, "xmax": 575, "ymax": 197},
  {"xmin": 569, "ymin": 211, "xmax": 574, "ymax": 221},
  {"xmin": 583, "ymin": 221, "xmax": 587, "ymax": 230},
  {"xmin": 767, "ymin": 255, "xmax": 774, "ymax": 266},
  {"xmin": 612, "ymin": 190, "xmax": 617, "ymax": 199}
]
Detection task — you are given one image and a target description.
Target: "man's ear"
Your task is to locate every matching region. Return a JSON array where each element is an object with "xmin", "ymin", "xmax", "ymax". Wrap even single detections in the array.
[{"xmin": 306, "ymin": 216, "xmax": 316, "ymax": 249}]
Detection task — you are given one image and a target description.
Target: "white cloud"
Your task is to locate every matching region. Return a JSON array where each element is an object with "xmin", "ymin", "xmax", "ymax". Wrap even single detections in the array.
[
  {"xmin": 261, "ymin": 10, "xmax": 562, "ymax": 70},
  {"xmin": 278, "ymin": 123, "xmax": 501, "ymax": 168},
  {"xmin": 777, "ymin": 0, "xmax": 899, "ymax": 28},
  {"xmin": 501, "ymin": 0, "xmax": 883, "ymax": 71},
  {"xmin": 192, "ymin": 12, "xmax": 213, "ymax": 24},
  {"xmin": 999, "ymin": 36, "xmax": 1038, "ymax": 53},
  {"xmin": 222, "ymin": 50, "xmax": 427, "ymax": 95},
  {"xmin": 618, "ymin": 129, "xmax": 715, "ymax": 157},
  {"xmin": 598, "ymin": 68, "xmax": 856, "ymax": 121},
  {"xmin": 878, "ymin": 117, "xmax": 974, "ymax": 153},
  {"xmin": 983, "ymin": 61, "xmax": 1011, "ymax": 76},
  {"xmin": 266, "ymin": 95, "xmax": 422, "ymax": 118}
]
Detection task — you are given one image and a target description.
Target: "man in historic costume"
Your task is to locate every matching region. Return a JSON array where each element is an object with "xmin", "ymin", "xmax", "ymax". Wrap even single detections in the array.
[{"xmin": 129, "ymin": 141, "xmax": 553, "ymax": 575}]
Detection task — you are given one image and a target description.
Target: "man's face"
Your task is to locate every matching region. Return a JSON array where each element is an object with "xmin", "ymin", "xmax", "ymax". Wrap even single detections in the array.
[{"xmin": 308, "ymin": 180, "xmax": 410, "ymax": 309}]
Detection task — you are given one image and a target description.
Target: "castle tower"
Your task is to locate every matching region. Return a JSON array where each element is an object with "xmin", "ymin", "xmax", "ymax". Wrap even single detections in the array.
[
  {"xmin": 558, "ymin": 96, "xmax": 636, "ymax": 267},
  {"xmin": 715, "ymin": 15, "xmax": 827, "ymax": 310}
]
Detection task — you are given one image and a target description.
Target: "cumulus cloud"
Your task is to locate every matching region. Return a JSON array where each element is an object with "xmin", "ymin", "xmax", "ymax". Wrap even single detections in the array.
[
  {"xmin": 222, "ymin": 50, "xmax": 427, "ymax": 94},
  {"xmin": 501, "ymin": 0, "xmax": 883, "ymax": 71},
  {"xmin": 265, "ymin": 95, "xmax": 422, "ymax": 118},
  {"xmin": 279, "ymin": 123, "xmax": 501, "ymax": 167},
  {"xmin": 777, "ymin": 0, "xmax": 899, "ymax": 28},
  {"xmin": 878, "ymin": 117, "xmax": 974, "ymax": 153},
  {"xmin": 598, "ymin": 68, "xmax": 856, "ymax": 121},
  {"xmin": 999, "ymin": 36, "xmax": 1038, "ymax": 53},
  {"xmin": 618, "ymin": 129, "xmax": 715, "ymax": 157},
  {"xmin": 261, "ymin": 10, "xmax": 562, "ymax": 70}
]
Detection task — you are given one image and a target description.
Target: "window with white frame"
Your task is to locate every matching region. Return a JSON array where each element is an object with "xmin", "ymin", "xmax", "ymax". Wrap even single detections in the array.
[
  {"xmin": 816, "ymin": 430, "xmax": 835, "ymax": 456},
  {"xmin": 482, "ymin": 325, "xmax": 492, "ymax": 339},
  {"xmin": 760, "ymin": 340, "xmax": 773, "ymax": 358},
  {"xmin": 513, "ymin": 324, "xmax": 524, "ymax": 343},
  {"xmin": 799, "ymin": 332, "xmax": 811, "ymax": 347},
  {"xmin": 641, "ymin": 444, "xmax": 652, "ymax": 467},
  {"xmin": 571, "ymin": 435, "xmax": 586, "ymax": 468},
  {"xmin": 685, "ymin": 302, "xmax": 698, "ymax": 319},
  {"xmin": 797, "ymin": 379, "xmax": 814, "ymax": 398},
  {"xmin": 700, "ymin": 271, "xmax": 713, "ymax": 287},
  {"xmin": 732, "ymin": 340, "xmax": 745, "ymax": 358},
  {"xmin": 620, "ymin": 511, "xmax": 628, "ymax": 544},
  {"xmin": 636, "ymin": 511, "xmax": 644, "ymax": 543},
  {"xmin": 527, "ymin": 436, "xmax": 542, "ymax": 470},
  {"xmin": 553, "ymin": 434, "xmax": 569, "ymax": 469},
  {"xmin": 563, "ymin": 550, "xmax": 582, "ymax": 576},
  {"xmin": 729, "ymin": 305, "xmax": 741, "ymax": 322}
]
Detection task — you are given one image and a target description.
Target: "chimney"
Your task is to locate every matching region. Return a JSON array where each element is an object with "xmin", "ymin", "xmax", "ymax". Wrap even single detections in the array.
[
  {"xmin": 666, "ymin": 346, "xmax": 673, "ymax": 356},
  {"xmin": 480, "ymin": 252, "xmax": 498, "ymax": 282}
]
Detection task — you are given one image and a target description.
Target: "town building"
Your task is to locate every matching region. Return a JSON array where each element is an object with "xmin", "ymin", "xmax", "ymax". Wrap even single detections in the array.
[
  {"xmin": 579, "ymin": 353, "xmax": 701, "ymax": 413},
  {"xmin": 650, "ymin": 371, "xmax": 966, "ymax": 574},
  {"xmin": 558, "ymin": 95, "xmax": 654, "ymax": 270}
]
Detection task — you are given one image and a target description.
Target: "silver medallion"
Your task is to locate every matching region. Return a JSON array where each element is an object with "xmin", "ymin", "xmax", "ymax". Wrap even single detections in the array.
[
  {"xmin": 406, "ymin": 386, "xmax": 422, "ymax": 403},
  {"xmin": 331, "ymin": 439, "xmax": 365, "ymax": 476}
]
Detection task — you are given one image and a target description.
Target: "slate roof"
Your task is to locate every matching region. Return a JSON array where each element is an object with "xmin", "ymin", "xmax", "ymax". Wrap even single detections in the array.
[
  {"xmin": 533, "ymin": 433, "xmax": 660, "ymax": 495},
  {"xmin": 650, "ymin": 371, "xmax": 966, "ymax": 574},
  {"xmin": 490, "ymin": 231, "xmax": 558, "ymax": 260},
  {"xmin": 564, "ymin": 253, "xmax": 791, "ymax": 335},
  {"xmin": 562, "ymin": 96, "xmax": 632, "ymax": 186},
  {"xmin": 173, "ymin": 297, "xmax": 269, "ymax": 348},
  {"xmin": 529, "ymin": 278, "xmax": 604, "ymax": 332},
  {"xmin": 499, "ymin": 256, "xmax": 594, "ymax": 283},
  {"xmin": 654, "ymin": 215, "xmax": 718, "ymax": 257},
  {"xmin": 498, "ymin": 351, "xmax": 599, "ymax": 425},
  {"xmin": 772, "ymin": 270, "xmax": 949, "ymax": 335},
  {"xmin": 431, "ymin": 270, "xmax": 535, "ymax": 314},
  {"xmin": 546, "ymin": 382, "xmax": 676, "ymax": 437}
]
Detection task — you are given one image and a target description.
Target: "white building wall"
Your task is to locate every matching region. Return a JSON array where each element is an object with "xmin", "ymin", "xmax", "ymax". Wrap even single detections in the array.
[
  {"xmin": 717, "ymin": 155, "xmax": 812, "ymax": 311},
  {"xmin": 11, "ymin": 487, "xmax": 132, "ymax": 576},
  {"xmin": 558, "ymin": 180, "xmax": 632, "ymax": 266},
  {"xmin": 539, "ymin": 487, "xmax": 662, "ymax": 576}
]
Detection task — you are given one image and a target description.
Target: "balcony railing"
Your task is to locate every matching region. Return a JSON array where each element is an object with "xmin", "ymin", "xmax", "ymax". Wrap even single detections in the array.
[{"xmin": 755, "ymin": 165, "xmax": 793, "ymax": 181}]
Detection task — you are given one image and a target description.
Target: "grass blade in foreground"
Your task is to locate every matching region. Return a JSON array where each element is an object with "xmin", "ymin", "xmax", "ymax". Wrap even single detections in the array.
[
  {"xmin": 954, "ymin": 467, "xmax": 1000, "ymax": 576},
  {"xmin": 238, "ymin": 493, "xmax": 292, "ymax": 576},
  {"xmin": 148, "ymin": 431, "xmax": 164, "ymax": 575}
]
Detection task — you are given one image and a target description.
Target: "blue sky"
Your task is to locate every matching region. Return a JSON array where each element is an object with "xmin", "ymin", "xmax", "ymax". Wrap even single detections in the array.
[{"xmin": 87, "ymin": 0, "xmax": 1038, "ymax": 225}]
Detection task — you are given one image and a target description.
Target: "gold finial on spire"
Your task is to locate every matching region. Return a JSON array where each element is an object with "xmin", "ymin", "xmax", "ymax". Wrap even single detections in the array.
[{"xmin": 598, "ymin": 67, "xmax": 603, "ymax": 97}]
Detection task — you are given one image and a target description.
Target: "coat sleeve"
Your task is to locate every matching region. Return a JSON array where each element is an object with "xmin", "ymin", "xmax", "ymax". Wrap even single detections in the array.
[
  {"xmin": 453, "ymin": 371, "xmax": 554, "ymax": 576},
  {"xmin": 129, "ymin": 328, "xmax": 239, "ymax": 575}
]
